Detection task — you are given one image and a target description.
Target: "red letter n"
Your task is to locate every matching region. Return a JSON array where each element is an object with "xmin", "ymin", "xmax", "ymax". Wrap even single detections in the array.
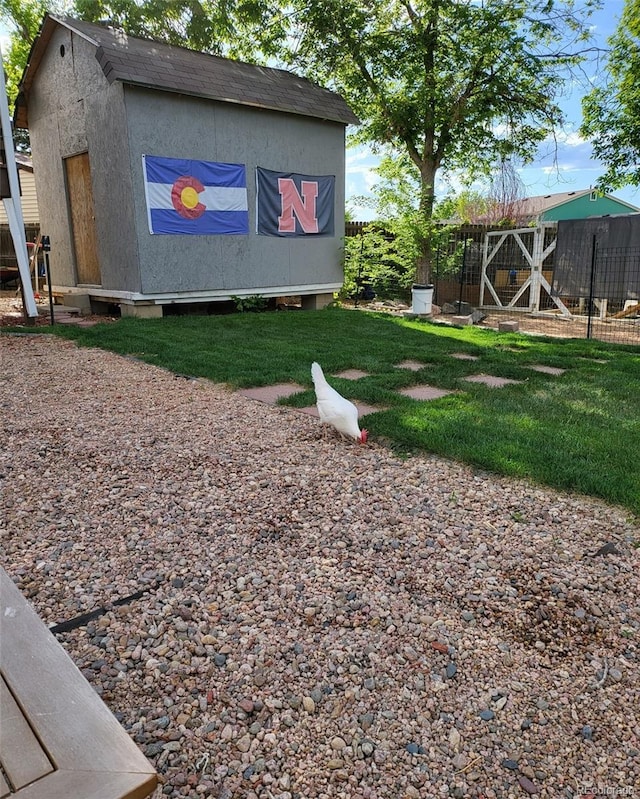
[{"xmin": 278, "ymin": 179, "xmax": 319, "ymax": 233}]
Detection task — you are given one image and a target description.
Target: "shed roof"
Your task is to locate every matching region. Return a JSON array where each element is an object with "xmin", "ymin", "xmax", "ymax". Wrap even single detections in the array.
[
  {"xmin": 15, "ymin": 153, "xmax": 34, "ymax": 172},
  {"xmin": 15, "ymin": 14, "xmax": 359, "ymax": 128}
]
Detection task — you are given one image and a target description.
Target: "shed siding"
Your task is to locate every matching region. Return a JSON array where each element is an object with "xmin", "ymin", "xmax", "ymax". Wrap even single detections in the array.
[
  {"xmin": 540, "ymin": 194, "xmax": 637, "ymax": 222},
  {"xmin": 27, "ymin": 29, "xmax": 139, "ymax": 291},
  {"xmin": 27, "ymin": 26, "xmax": 78, "ymax": 287},
  {"xmin": 124, "ymin": 87, "xmax": 345, "ymax": 295}
]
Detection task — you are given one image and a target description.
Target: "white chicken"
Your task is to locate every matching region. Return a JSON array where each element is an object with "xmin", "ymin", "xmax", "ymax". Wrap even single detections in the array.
[{"xmin": 311, "ymin": 362, "xmax": 368, "ymax": 444}]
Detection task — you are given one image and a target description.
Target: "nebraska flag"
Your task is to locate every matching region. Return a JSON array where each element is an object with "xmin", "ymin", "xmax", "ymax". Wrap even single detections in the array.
[
  {"xmin": 256, "ymin": 167, "xmax": 335, "ymax": 237},
  {"xmin": 143, "ymin": 155, "xmax": 249, "ymax": 235}
]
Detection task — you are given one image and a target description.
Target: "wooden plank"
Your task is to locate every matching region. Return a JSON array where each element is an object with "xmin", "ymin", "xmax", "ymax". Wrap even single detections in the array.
[
  {"xmin": 0, "ymin": 675, "xmax": 54, "ymax": 790},
  {"xmin": 612, "ymin": 302, "xmax": 640, "ymax": 319},
  {"xmin": 65, "ymin": 152, "xmax": 101, "ymax": 286},
  {"xmin": 2, "ymin": 769, "xmax": 157, "ymax": 799},
  {"xmin": 0, "ymin": 569, "xmax": 156, "ymax": 798}
]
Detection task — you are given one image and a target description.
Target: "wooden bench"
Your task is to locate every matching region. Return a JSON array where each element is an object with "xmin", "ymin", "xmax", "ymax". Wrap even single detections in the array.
[{"xmin": 0, "ymin": 567, "xmax": 157, "ymax": 799}]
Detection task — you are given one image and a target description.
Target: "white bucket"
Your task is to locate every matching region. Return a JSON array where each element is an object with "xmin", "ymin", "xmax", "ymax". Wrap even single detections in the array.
[{"xmin": 411, "ymin": 284, "xmax": 434, "ymax": 315}]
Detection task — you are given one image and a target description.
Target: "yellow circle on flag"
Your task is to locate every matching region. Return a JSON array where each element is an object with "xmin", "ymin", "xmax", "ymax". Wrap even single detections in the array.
[{"xmin": 181, "ymin": 186, "xmax": 200, "ymax": 209}]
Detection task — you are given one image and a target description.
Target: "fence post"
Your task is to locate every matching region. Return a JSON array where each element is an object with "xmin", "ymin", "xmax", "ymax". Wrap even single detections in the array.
[
  {"xmin": 529, "ymin": 225, "xmax": 544, "ymax": 312},
  {"xmin": 587, "ymin": 235, "xmax": 598, "ymax": 339},
  {"xmin": 457, "ymin": 237, "xmax": 468, "ymax": 311}
]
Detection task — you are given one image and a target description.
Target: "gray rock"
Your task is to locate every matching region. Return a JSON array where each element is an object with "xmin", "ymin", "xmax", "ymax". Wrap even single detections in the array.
[
  {"xmin": 359, "ymin": 712, "xmax": 374, "ymax": 730},
  {"xmin": 518, "ymin": 775, "xmax": 540, "ymax": 795},
  {"xmin": 361, "ymin": 740, "xmax": 375, "ymax": 757},
  {"xmin": 310, "ymin": 687, "xmax": 323, "ymax": 703}
]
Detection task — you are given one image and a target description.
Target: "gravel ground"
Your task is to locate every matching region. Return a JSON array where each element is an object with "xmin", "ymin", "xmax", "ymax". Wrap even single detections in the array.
[{"xmin": 1, "ymin": 333, "xmax": 639, "ymax": 799}]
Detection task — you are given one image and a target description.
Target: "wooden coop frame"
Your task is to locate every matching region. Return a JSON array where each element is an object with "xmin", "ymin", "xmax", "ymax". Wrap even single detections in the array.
[{"xmin": 479, "ymin": 223, "xmax": 571, "ymax": 316}]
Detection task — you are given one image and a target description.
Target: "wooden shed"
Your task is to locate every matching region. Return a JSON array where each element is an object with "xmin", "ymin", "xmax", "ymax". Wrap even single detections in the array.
[{"xmin": 15, "ymin": 15, "xmax": 359, "ymax": 316}]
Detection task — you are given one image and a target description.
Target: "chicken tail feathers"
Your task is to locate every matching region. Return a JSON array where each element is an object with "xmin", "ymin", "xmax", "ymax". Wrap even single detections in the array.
[{"xmin": 311, "ymin": 361, "xmax": 327, "ymax": 390}]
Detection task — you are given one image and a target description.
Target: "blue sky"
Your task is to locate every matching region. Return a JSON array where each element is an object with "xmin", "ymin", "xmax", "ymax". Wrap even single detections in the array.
[{"xmin": 345, "ymin": 1, "xmax": 640, "ymax": 220}]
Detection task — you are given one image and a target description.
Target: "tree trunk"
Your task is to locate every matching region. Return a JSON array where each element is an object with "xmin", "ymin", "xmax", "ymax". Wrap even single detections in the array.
[{"xmin": 414, "ymin": 162, "xmax": 438, "ymax": 285}]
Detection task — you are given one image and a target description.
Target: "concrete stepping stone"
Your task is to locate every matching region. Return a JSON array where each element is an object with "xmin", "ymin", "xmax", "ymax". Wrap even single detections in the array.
[
  {"xmin": 450, "ymin": 352, "xmax": 479, "ymax": 361},
  {"xmin": 395, "ymin": 360, "xmax": 426, "ymax": 371},
  {"xmin": 399, "ymin": 385, "xmax": 453, "ymax": 400},
  {"xmin": 353, "ymin": 401, "xmax": 386, "ymax": 416},
  {"xmin": 238, "ymin": 383, "xmax": 305, "ymax": 404},
  {"xmin": 464, "ymin": 374, "xmax": 523, "ymax": 387},
  {"xmin": 528, "ymin": 365, "xmax": 566, "ymax": 376},
  {"xmin": 334, "ymin": 369, "xmax": 370, "ymax": 380},
  {"xmin": 53, "ymin": 314, "xmax": 81, "ymax": 324}
]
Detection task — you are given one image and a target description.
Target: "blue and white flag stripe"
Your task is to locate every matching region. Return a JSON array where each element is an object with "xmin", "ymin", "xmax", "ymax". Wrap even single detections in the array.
[
  {"xmin": 147, "ymin": 209, "xmax": 250, "ymax": 236},
  {"xmin": 146, "ymin": 183, "xmax": 248, "ymax": 212},
  {"xmin": 145, "ymin": 156, "xmax": 247, "ymax": 188},
  {"xmin": 143, "ymin": 154, "xmax": 249, "ymax": 235}
]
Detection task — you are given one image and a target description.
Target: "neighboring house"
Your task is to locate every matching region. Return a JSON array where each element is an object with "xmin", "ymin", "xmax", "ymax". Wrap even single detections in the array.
[
  {"xmin": 15, "ymin": 15, "xmax": 358, "ymax": 317},
  {"xmin": 0, "ymin": 154, "xmax": 40, "ymax": 286},
  {"xmin": 0, "ymin": 154, "xmax": 40, "ymax": 226},
  {"xmin": 516, "ymin": 189, "xmax": 639, "ymax": 223}
]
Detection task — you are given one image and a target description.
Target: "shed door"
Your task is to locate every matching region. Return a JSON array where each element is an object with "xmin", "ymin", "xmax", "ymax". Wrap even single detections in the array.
[{"xmin": 65, "ymin": 153, "xmax": 101, "ymax": 285}]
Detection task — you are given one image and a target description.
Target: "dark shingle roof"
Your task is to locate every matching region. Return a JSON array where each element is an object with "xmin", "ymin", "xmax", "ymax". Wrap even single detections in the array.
[{"xmin": 16, "ymin": 15, "xmax": 359, "ymax": 128}]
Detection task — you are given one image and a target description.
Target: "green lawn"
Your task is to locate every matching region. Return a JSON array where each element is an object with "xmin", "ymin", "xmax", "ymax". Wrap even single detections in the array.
[{"xmin": 20, "ymin": 307, "xmax": 640, "ymax": 515}]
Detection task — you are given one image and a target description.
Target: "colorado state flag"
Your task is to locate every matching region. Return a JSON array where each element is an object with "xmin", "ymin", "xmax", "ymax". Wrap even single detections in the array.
[{"xmin": 143, "ymin": 155, "xmax": 249, "ymax": 235}]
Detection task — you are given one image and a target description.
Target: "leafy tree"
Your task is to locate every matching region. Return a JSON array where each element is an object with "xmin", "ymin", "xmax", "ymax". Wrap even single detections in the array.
[
  {"xmin": 242, "ymin": 0, "xmax": 598, "ymax": 284},
  {"xmin": 344, "ymin": 151, "xmax": 461, "ymax": 300},
  {"xmin": 581, "ymin": 0, "xmax": 640, "ymax": 190},
  {"xmin": 0, "ymin": 0, "xmax": 56, "ymax": 149},
  {"xmin": 348, "ymin": 151, "xmax": 428, "ymax": 285},
  {"xmin": 71, "ymin": 0, "xmax": 284, "ymax": 59},
  {"xmin": 2, "ymin": 0, "xmax": 599, "ymax": 284},
  {"xmin": 73, "ymin": 0, "xmax": 223, "ymax": 52},
  {"xmin": 434, "ymin": 190, "xmax": 490, "ymax": 225},
  {"xmin": 341, "ymin": 225, "xmax": 414, "ymax": 303}
]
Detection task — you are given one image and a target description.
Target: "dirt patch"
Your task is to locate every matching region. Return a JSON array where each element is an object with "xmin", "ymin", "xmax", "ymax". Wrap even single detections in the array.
[{"xmin": 355, "ymin": 299, "xmax": 640, "ymax": 345}]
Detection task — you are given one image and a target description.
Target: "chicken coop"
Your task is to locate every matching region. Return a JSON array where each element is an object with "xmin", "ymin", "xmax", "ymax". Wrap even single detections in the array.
[
  {"xmin": 479, "ymin": 216, "xmax": 640, "ymax": 321},
  {"xmin": 15, "ymin": 15, "xmax": 358, "ymax": 317}
]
